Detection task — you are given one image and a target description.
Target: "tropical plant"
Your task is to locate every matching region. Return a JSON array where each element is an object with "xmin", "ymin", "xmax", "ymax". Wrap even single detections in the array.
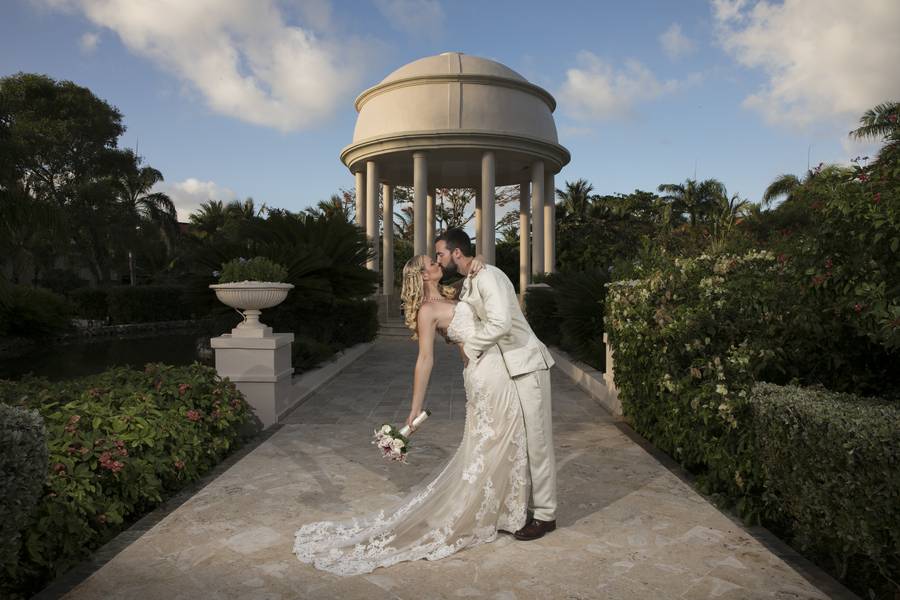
[
  {"xmin": 189, "ymin": 200, "xmax": 228, "ymax": 239},
  {"xmin": 556, "ymin": 179, "xmax": 594, "ymax": 222},
  {"xmin": 217, "ymin": 257, "xmax": 289, "ymax": 283},
  {"xmin": 850, "ymin": 101, "xmax": 899, "ymax": 149},
  {"xmin": 657, "ymin": 178, "xmax": 725, "ymax": 226},
  {"xmin": 306, "ymin": 191, "xmax": 354, "ymax": 223}
]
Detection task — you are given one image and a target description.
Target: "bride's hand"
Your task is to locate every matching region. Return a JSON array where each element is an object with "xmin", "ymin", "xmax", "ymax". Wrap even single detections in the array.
[
  {"xmin": 469, "ymin": 255, "xmax": 486, "ymax": 277},
  {"xmin": 405, "ymin": 410, "xmax": 420, "ymax": 432}
]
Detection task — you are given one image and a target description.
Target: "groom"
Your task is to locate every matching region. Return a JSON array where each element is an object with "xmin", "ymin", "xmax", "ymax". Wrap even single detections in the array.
[{"xmin": 435, "ymin": 228, "xmax": 558, "ymax": 541}]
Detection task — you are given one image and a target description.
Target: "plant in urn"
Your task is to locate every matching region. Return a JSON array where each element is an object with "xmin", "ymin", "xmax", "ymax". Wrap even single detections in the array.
[{"xmin": 209, "ymin": 257, "xmax": 293, "ymax": 338}]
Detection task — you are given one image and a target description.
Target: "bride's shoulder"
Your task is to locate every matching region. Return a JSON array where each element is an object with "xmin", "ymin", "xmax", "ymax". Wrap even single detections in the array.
[{"xmin": 416, "ymin": 300, "xmax": 452, "ymax": 324}]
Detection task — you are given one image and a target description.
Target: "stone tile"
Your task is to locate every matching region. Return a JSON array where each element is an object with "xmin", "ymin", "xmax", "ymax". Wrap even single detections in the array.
[{"xmin": 59, "ymin": 340, "xmax": 840, "ymax": 600}]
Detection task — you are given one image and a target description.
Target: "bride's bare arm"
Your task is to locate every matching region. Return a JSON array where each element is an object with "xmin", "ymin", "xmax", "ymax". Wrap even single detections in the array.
[{"xmin": 406, "ymin": 305, "xmax": 437, "ymax": 430}]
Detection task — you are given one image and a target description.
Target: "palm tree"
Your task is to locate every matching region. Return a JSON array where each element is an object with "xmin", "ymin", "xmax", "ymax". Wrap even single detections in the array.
[
  {"xmin": 226, "ymin": 197, "xmax": 266, "ymax": 221},
  {"xmin": 113, "ymin": 153, "xmax": 178, "ymax": 250},
  {"xmin": 657, "ymin": 178, "xmax": 725, "ymax": 226},
  {"xmin": 850, "ymin": 101, "xmax": 900, "ymax": 165},
  {"xmin": 189, "ymin": 200, "xmax": 227, "ymax": 239},
  {"xmin": 763, "ymin": 165, "xmax": 854, "ymax": 207},
  {"xmin": 762, "ymin": 173, "xmax": 803, "ymax": 206},
  {"xmin": 556, "ymin": 179, "xmax": 594, "ymax": 221},
  {"xmin": 393, "ymin": 205, "xmax": 414, "ymax": 242},
  {"xmin": 710, "ymin": 192, "xmax": 753, "ymax": 252},
  {"xmin": 307, "ymin": 194, "xmax": 353, "ymax": 222},
  {"xmin": 850, "ymin": 101, "xmax": 900, "ymax": 143}
]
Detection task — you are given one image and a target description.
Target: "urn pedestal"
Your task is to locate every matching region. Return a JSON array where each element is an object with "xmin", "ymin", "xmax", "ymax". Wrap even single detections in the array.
[
  {"xmin": 208, "ymin": 281, "xmax": 295, "ymax": 429},
  {"xmin": 210, "ymin": 333, "xmax": 294, "ymax": 429}
]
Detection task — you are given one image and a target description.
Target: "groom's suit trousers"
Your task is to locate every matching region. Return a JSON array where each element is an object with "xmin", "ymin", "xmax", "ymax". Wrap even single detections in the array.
[{"xmin": 512, "ymin": 367, "xmax": 557, "ymax": 522}]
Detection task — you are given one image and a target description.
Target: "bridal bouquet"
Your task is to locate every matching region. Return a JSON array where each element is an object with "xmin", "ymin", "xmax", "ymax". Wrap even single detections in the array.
[{"xmin": 373, "ymin": 410, "xmax": 431, "ymax": 463}]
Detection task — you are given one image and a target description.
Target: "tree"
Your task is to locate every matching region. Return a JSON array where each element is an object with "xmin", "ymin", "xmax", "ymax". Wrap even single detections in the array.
[
  {"xmin": 189, "ymin": 200, "xmax": 227, "ymax": 239},
  {"xmin": 0, "ymin": 73, "xmax": 124, "ymax": 208},
  {"xmin": 0, "ymin": 73, "xmax": 178, "ymax": 284},
  {"xmin": 657, "ymin": 178, "xmax": 725, "ymax": 226},
  {"xmin": 850, "ymin": 101, "xmax": 899, "ymax": 145},
  {"xmin": 762, "ymin": 165, "xmax": 854, "ymax": 207},
  {"xmin": 111, "ymin": 149, "xmax": 178, "ymax": 253},
  {"xmin": 556, "ymin": 179, "xmax": 594, "ymax": 222},
  {"xmin": 306, "ymin": 190, "xmax": 354, "ymax": 222}
]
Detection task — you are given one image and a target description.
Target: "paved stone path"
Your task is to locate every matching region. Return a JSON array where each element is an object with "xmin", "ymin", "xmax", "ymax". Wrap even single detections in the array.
[{"xmin": 62, "ymin": 340, "xmax": 850, "ymax": 600}]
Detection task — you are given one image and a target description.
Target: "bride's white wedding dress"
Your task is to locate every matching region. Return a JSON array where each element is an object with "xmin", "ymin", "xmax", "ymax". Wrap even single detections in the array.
[{"xmin": 293, "ymin": 301, "xmax": 530, "ymax": 576}]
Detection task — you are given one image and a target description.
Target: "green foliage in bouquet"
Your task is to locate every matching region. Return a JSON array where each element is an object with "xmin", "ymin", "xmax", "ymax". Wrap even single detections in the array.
[
  {"xmin": 218, "ymin": 256, "xmax": 288, "ymax": 283},
  {"xmin": 0, "ymin": 363, "xmax": 253, "ymax": 599}
]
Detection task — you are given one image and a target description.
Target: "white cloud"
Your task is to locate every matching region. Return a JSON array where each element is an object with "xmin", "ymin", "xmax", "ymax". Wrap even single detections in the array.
[
  {"xmin": 79, "ymin": 31, "xmax": 99, "ymax": 53},
  {"xmin": 659, "ymin": 23, "xmax": 695, "ymax": 60},
  {"xmin": 558, "ymin": 51, "xmax": 680, "ymax": 120},
  {"xmin": 374, "ymin": 0, "xmax": 444, "ymax": 35},
  {"xmin": 155, "ymin": 178, "xmax": 238, "ymax": 222},
  {"xmin": 713, "ymin": 0, "xmax": 900, "ymax": 128},
  {"xmin": 42, "ymin": 0, "xmax": 369, "ymax": 132}
]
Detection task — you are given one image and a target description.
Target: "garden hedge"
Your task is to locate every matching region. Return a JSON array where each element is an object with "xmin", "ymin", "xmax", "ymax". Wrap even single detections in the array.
[
  {"xmin": 0, "ymin": 405, "xmax": 48, "ymax": 573},
  {"xmin": 606, "ymin": 249, "xmax": 899, "ymax": 599},
  {"xmin": 750, "ymin": 383, "xmax": 899, "ymax": 598},
  {"xmin": 0, "ymin": 363, "xmax": 252, "ymax": 599}
]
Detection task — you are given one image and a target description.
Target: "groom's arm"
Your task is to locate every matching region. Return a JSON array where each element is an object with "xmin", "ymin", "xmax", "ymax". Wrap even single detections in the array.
[{"xmin": 462, "ymin": 269, "xmax": 512, "ymax": 362}]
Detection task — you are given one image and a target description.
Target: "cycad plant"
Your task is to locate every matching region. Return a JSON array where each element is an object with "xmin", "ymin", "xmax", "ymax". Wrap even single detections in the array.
[{"xmin": 552, "ymin": 269, "xmax": 609, "ymax": 370}]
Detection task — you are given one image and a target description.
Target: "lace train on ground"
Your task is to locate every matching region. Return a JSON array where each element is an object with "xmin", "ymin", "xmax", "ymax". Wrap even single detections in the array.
[{"xmin": 293, "ymin": 302, "xmax": 530, "ymax": 576}]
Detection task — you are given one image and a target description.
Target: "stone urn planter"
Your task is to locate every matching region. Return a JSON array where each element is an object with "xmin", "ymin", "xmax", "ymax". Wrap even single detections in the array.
[{"xmin": 209, "ymin": 281, "xmax": 294, "ymax": 338}]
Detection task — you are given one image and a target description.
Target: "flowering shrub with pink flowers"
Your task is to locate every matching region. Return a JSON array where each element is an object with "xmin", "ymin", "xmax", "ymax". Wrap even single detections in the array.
[{"xmin": 0, "ymin": 363, "xmax": 252, "ymax": 599}]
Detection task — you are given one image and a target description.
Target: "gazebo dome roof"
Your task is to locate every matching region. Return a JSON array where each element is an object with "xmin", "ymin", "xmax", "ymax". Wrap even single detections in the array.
[
  {"xmin": 342, "ymin": 52, "xmax": 569, "ymax": 187},
  {"xmin": 380, "ymin": 52, "xmax": 530, "ymax": 86}
]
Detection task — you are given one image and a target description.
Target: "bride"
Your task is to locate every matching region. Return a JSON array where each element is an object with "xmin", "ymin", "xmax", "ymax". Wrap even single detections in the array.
[{"xmin": 293, "ymin": 254, "xmax": 530, "ymax": 576}]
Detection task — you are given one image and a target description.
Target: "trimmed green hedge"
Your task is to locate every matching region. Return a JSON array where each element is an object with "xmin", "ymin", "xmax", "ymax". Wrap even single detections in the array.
[
  {"xmin": 0, "ymin": 363, "xmax": 253, "ymax": 599},
  {"xmin": 750, "ymin": 383, "xmax": 899, "ymax": 599},
  {"xmin": 67, "ymin": 288, "xmax": 108, "ymax": 321},
  {"xmin": 0, "ymin": 405, "xmax": 47, "ymax": 573},
  {"xmin": 0, "ymin": 285, "xmax": 71, "ymax": 336},
  {"xmin": 606, "ymin": 250, "xmax": 899, "ymax": 599},
  {"xmin": 106, "ymin": 285, "xmax": 194, "ymax": 323}
]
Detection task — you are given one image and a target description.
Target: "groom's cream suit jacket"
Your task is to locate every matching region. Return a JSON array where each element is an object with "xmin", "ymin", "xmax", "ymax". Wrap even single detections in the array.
[{"xmin": 460, "ymin": 264, "xmax": 554, "ymax": 376}]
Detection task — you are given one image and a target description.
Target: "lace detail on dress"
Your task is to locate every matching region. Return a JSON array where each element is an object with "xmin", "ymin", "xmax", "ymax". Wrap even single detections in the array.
[{"xmin": 293, "ymin": 299, "xmax": 530, "ymax": 576}]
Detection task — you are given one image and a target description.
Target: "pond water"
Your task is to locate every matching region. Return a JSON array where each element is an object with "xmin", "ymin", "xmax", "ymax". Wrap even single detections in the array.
[{"xmin": 0, "ymin": 332, "xmax": 213, "ymax": 381}]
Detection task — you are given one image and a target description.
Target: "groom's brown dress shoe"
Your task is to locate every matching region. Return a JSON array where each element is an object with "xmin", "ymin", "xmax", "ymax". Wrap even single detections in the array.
[{"xmin": 513, "ymin": 518, "xmax": 556, "ymax": 541}]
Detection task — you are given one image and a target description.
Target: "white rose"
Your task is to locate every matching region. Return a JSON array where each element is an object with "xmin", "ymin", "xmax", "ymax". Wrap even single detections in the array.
[
  {"xmin": 390, "ymin": 438, "xmax": 405, "ymax": 452},
  {"xmin": 380, "ymin": 425, "xmax": 392, "ymax": 435}
]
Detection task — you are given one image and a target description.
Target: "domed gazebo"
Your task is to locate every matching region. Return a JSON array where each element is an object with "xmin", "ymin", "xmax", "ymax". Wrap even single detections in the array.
[{"xmin": 341, "ymin": 51, "xmax": 570, "ymax": 298}]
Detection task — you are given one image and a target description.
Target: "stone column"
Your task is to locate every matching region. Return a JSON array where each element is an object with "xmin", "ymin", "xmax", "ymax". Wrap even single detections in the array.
[
  {"xmin": 531, "ymin": 161, "xmax": 545, "ymax": 275},
  {"xmin": 413, "ymin": 152, "xmax": 427, "ymax": 256},
  {"xmin": 426, "ymin": 187, "xmax": 436, "ymax": 253},
  {"xmin": 355, "ymin": 170, "xmax": 365, "ymax": 228},
  {"xmin": 519, "ymin": 181, "xmax": 531, "ymax": 294},
  {"xmin": 481, "ymin": 151, "xmax": 496, "ymax": 264},
  {"xmin": 366, "ymin": 160, "xmax": 379, "ymax": 273},
  {"xmin": 544, "ymin": 171, "xmax": 556, "ymax": 273},
  {"xmin": 382, "ymin": 183, "xmax": 394, "ymax": 294},
  {"xmin": 474, "ymin": 189, "xmax": 482, "ymax": 254}
]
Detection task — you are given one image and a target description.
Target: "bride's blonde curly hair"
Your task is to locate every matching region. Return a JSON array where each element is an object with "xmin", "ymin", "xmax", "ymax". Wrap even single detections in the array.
[{"xmin": 400, "ymin": 255, "xmax": 456, "ymax": 340}]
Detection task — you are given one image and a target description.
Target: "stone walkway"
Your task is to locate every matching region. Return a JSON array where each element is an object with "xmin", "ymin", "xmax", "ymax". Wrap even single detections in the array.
[{"xmin": 61, "ymin": 340, "xmax": 851, "ymax": 600}]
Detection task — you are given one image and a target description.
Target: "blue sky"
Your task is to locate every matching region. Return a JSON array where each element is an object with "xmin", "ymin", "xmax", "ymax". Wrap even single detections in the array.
[{"xmin": 2, "ymin": 0, "xmax": 897, "ymax": 221}]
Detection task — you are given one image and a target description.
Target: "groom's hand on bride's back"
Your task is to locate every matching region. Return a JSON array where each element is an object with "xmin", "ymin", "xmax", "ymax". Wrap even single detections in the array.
[{"xmin": 469, "ymin": 255, "xmax": 486, "ymax": 277}]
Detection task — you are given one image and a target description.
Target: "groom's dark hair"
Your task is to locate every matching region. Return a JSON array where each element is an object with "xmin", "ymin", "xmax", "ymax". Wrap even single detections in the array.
[{"xmin": 436, "ymin": 228, "xmax": 474, "ymax": 257}]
